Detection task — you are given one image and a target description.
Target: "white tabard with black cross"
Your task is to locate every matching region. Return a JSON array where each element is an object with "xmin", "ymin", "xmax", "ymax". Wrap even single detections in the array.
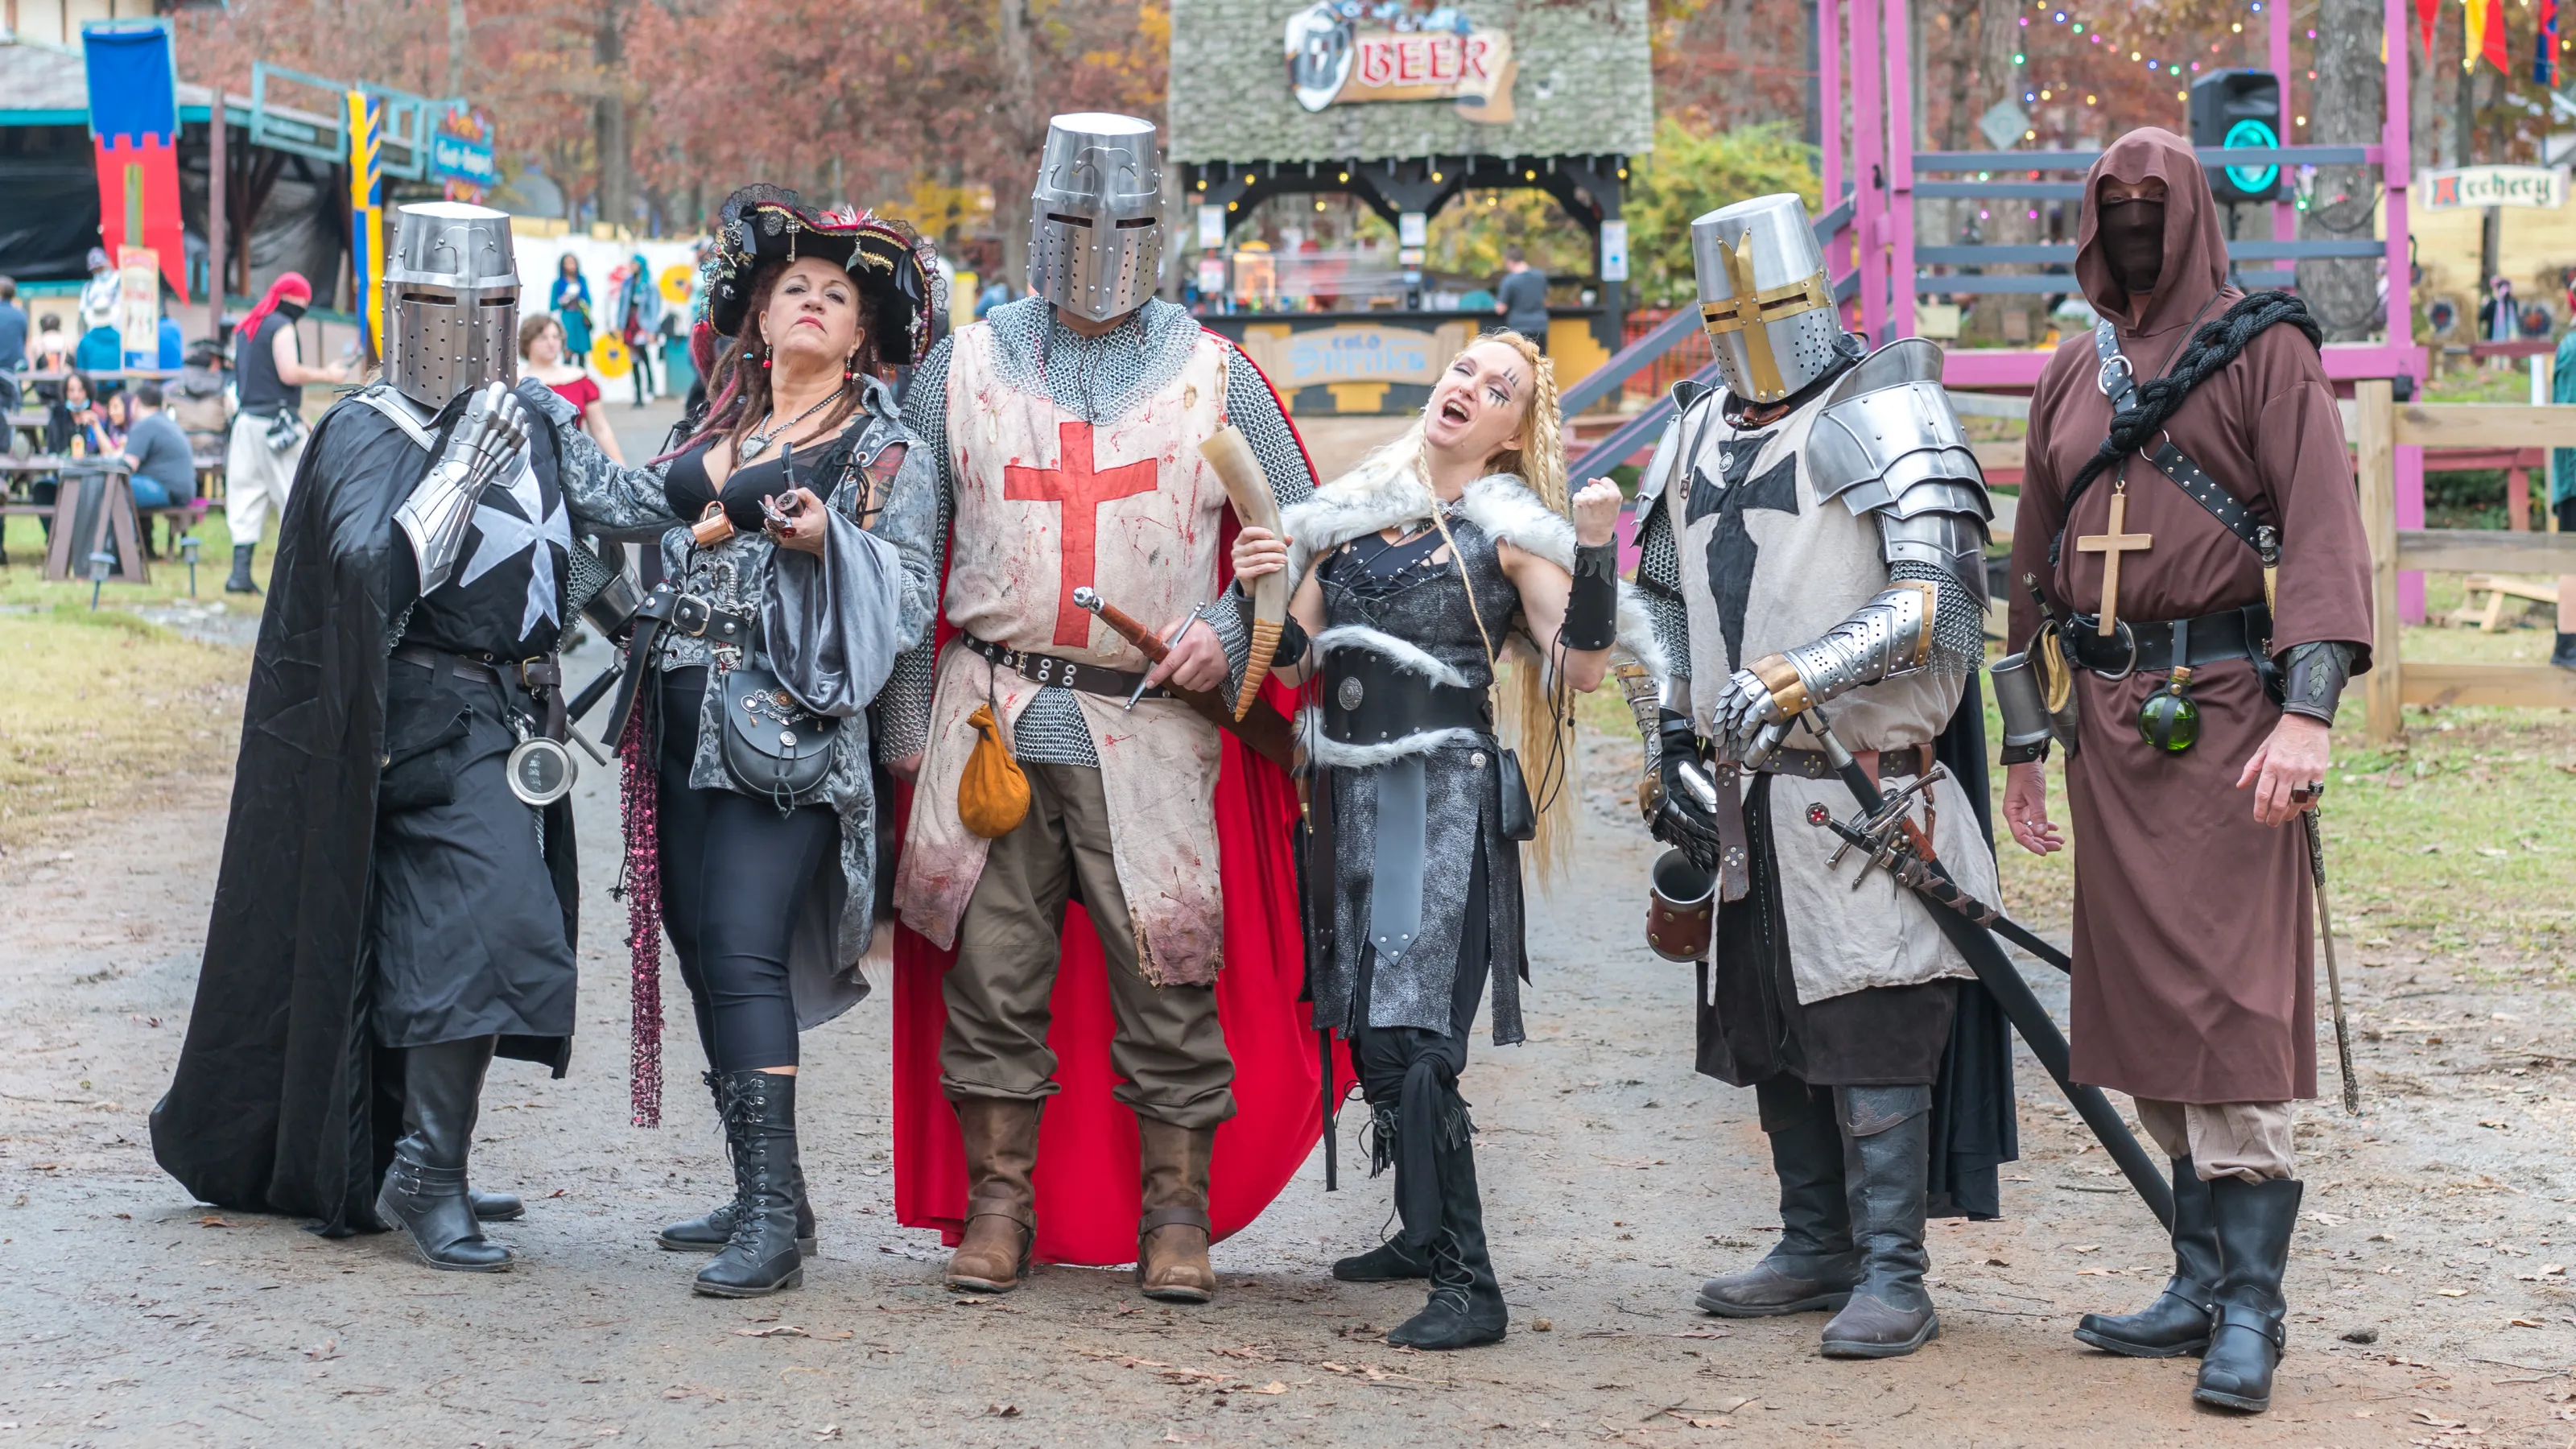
[{"xmin": 1662, "ymin": 390, "xmax": 1995, "ymax": 1005}]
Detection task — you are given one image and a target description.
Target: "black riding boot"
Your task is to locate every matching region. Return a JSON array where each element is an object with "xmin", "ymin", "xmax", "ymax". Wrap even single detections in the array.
[
  {"xmin": 2076, "ymin": 1157, "xmax": 2219, "ymax": 1356},
  {"xmin": 375, "ymin": 1036, "xmax": 512, "ymax": 1272},
  {"xmin": 658, "ymin": 1071, "xmax": 815, "ymax": 1257},
  {"xmin": 1818, "ymin": 1086, "xmax": 1938, "ymax": 1358},
  {"xmin": 692, "ymin": 1071, "xmax": 807, "ymax": 1298},
  {"xmin": 2553, "ymin": 633, "xmax": 2576, "ymax": 670},
  {"xmin": 1697, "ymin": 1077, "xmax": 1856, "ymax": 1316},
  {"xmin": 1385, "ymin": 1088, "xmax": 1507, "ymax": 1351},
  {"xmin": 2194, "ymin": 1177, "xmax": 2303, "ymax": 1412},
  {"xmin": 224, "ymin": 543, "xmax": 260, "ymax": 594}
]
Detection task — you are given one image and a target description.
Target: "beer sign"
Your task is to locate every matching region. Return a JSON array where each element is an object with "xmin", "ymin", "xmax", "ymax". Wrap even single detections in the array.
[{"xmin": 1284, "ymin": 2, "xmax": 1517, "ymax": 123}]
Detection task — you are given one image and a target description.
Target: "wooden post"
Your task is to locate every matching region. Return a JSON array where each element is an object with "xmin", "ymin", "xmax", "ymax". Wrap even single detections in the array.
[
  {"xmin": 2355, "ymin": 379, "xmax": 2402, "ymax": 743},
  {"xmin": 2508, "ymin": 464, "xmax": 2530, "ymax": 530},
  {"xmin": 207, "ymin": 92, "xmax": 226, "ymax": 342}
]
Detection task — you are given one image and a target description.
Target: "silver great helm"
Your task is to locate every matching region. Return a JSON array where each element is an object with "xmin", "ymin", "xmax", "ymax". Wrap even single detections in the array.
[
  {"xmin": 1028, "ymin": 112, "xmax": 1164, "ymax": 323},
  {"xmin": 1691, "ymin": 193, "xmax": 1843, "ymax": 405},
  {"xmin": 382, "ymin": 201, "xmax": 521, "ymax": 408}
]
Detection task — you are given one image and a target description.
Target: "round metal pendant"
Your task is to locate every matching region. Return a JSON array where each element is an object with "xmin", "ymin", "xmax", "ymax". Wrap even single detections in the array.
[
  {"xmin": 1336, "ymin": 675, "xmax": 1365, "ymax": 712},
  {"xmin": 506, "ymin": 736, "xmax": 578, "ymax": 807}
]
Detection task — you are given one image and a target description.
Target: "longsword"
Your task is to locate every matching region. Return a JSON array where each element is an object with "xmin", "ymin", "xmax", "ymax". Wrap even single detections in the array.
[
  {"xmin": 2298, "ymin": 788, "xmax": 2362, "ymax": 1115},
  {"xmin": 1786, "ymin": 705, "xmax": 2176, "ymax": 1231}
]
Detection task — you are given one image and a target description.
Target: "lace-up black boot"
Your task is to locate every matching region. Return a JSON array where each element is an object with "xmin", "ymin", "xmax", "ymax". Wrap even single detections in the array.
[
  {"xmin": 1385, "ymin": 1088, "xmax": 1506, "ymax": 1351},
  {"xmin": 691, "ymin": 1071, "xmax": 807, "ymax": 1298},
  {"xmin": 658, "ymin": 1071, "xmax": 816, "ymax": 1256},
  {"xmin": 376, "ymin": 1036, "xmax": 512, "ymax": 1272},
  {"xmin": 1818, "ymin": 1086, "xmax": 1938, "ymax": 1359},
  {"xmin": 2076, "ymin": 1157, "xmax": 2219, "ymax": 1356},
  {"xmin": 1697, "ymin": 1078, "xmax": 1857, "ymax": 1316},
  {"xmin": 2194, "ymin": 1177, "xmax": 2303, "ymax": 1412}
]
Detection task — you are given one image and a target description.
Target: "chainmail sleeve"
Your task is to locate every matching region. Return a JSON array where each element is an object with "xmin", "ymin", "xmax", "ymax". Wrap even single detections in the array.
[
  {"xmin": 1631, "ymin": 493, "xmax": 1691, "ymax": 678},
  {"xmin": 1890, "ymin": 559, "xmax": 1989, "ymax": 676},
  {"xmin": 877, "ymin": 335, "xmax": 959, "ymax": 763}
]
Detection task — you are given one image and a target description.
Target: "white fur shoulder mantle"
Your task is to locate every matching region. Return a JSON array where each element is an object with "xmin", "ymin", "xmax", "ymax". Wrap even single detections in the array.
[{"xmin": 1280, "ymin": 458, "xmax": 1577, "ymax": 584}]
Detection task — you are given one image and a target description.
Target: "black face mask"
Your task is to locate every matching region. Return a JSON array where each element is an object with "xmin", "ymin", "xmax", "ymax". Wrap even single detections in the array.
[
  {"xmin": 275, "ymin": 300, "xmax": 308, "ymax": 323},
  {"xmin": 2096, "ymin": 197, "xmax": 2165, "ymax": 296}
]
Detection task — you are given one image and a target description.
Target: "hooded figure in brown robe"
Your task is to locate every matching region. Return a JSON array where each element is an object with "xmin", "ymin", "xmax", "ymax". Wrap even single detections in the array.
[{"xmin": 2003, "ymin": 128, "xmax": 2373, "ymax": 1415}]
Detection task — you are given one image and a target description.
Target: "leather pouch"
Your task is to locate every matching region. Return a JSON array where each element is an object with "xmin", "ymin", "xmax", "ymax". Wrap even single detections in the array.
[
  {"xmin": 1494, "ymin": 748, "xmax": 1538, "ymax": 842},
  {"xmin": 720, "ymin": 667, "xmax": 839, "ymax": 808}
]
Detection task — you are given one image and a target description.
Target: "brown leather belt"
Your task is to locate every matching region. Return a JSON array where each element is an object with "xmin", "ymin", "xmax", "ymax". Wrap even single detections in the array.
[
  {"xmin": 961, "ymin": 631, "xmax": 1166, "ymax": 700},
  {"xmin": 1755, "ymin": 741, "xmax": 1931, "ymax": 782}
]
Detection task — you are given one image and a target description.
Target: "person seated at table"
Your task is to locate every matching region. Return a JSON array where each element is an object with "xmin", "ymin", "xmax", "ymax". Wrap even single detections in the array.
[
  {"xmin": 98, "ymin": 391, "xmax": 133, "ymax": 453},
  {"xmin": 120, "ymin": 382, "xmax": 197, "ymax": 509},
  {"xmin": 44, "ymin": 372, "xmax": 103, "ymax": 455},
  {"xmin": 31, "ymin": 317, "xmax": 72, "ymax": 402}
]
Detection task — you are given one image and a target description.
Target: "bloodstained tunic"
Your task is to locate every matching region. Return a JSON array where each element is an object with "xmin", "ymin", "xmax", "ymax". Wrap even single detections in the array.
[{"xmin": 2005, "ymin": 128, "xmax": 2374, "ymax": 1105}]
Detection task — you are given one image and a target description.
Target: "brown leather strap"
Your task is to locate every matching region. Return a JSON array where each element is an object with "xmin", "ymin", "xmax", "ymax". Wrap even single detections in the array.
[
  {"xmin": 964, "ymin": 1195, "xmax": 1035, "ymax": 1231},
  {"xmin": 1709, "ymin": 759, "xmax": 1751, "ymax": 904},
  {"xmin": 1137, "ymin": 1206, "xmax": 1210, "ymax": 1235}
]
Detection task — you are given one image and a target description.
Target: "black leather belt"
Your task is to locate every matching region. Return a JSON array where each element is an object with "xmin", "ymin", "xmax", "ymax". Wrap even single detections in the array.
[
  {"xmin": 2066, "ymin": 602, "xmax": 2269, "ymax": 679},
  {"xmin": 669, "ymin": 592, "xmax": 758, "ymax": 649},
  {"xmin": 1322, "ymin": 647, "xmax": 1491, "ymax": 747},
  {"xmin": 1757, "ymin": 741, "xmax": 1930, "ymax": 782},
  {"xmin": 391, "ymin": 643, "xmax": 555, "ymax": 694},
  {"xmin": 961, "ymin": 631, "xmax": 1163, "ymax": 700}
]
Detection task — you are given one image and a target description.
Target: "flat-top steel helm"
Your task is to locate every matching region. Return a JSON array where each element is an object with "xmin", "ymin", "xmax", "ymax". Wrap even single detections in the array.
[
  {"xmin": 383, "ymin": 200, "xmax": 520, "ymax": 407},
  {"xmin": 1691, "ymin": 192, "xmax": 1843, "ymax": 405},
  {"xmin": 1028, "ymin": 112, "xmax": 1164, "ymax": 323}
]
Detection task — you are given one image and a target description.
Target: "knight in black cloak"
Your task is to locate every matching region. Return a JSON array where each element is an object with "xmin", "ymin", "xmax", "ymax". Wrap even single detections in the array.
[
  {"xmin": 151, "ymin": 203, "xmax": 639, "ymax": 1272},
  {"xmin": 1629, "ymin": 193, "xmax": 2013, "ymax": 1358}
]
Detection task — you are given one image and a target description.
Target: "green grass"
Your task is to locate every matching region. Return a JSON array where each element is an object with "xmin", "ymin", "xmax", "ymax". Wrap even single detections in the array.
[{"xmin": 0, "ymin": 604, "xmax": 247, "ymax": 846}]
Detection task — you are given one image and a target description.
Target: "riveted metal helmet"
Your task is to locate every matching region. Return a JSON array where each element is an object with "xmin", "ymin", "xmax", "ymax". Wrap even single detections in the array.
[
  {"xmin": 382, "ymin": 201, "xmax": 520, "ymax": 408},
  {"xmin": 1028, "ymin": 112, "xmax": 1165, "ymax": 323},
  {"xmin": 1691, "ymin": 193, "xmax": 1843, "ymax": 405}
]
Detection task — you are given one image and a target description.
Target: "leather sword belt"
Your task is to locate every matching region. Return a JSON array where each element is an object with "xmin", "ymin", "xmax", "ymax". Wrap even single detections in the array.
[
  {"xmin": 960, "ymin": 631, "xmax": 1166, "ymax": 700},
  {"xmin": 1753, "ymin": 741, "xmax": 1931, "ymax": 782},
  {"xmin": 669, "ymin": 592, "xmax": 759, "ymax": 650},
  {"xmin": 391, "ymin": 643, "xmax": 559, "ymax": 696},
  {"xmin": 597, "ymin": 581, "xmax": 762, "ymax": 750},
  {"xmin": 2066, "ymin": 601, "xmax": 2270, "ymax": 679},
  {"xmin": 1321, "ymin": 647, "xmax": 1491, "ymax": 748}
]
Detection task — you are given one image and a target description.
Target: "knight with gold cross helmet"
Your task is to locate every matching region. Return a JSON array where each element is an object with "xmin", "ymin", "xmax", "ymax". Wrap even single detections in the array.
[{"xmin": 1624, "ymin": 189, "xmax": 2009, "ymax": 1360}]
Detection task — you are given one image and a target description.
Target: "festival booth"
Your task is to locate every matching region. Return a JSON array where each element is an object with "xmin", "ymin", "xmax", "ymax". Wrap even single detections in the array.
[{"xmin": 1167, "ymin": 0, "xmax": 1651, "ymax": 415}]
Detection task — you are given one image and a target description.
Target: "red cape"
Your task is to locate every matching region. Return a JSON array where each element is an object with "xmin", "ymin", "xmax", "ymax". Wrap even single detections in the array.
[{"xmin": 891, "ymin": 337, "xmax": 1352, "ymax": 1266}]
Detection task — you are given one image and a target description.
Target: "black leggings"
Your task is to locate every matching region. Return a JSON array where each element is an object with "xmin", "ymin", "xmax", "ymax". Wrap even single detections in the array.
[{"xmin": 656, "ymin": 668, "xmax": 838, "ymax": 1072}]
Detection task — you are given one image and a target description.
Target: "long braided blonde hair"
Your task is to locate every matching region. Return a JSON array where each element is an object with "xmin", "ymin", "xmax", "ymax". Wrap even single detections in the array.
[{"xmin": 1455, "ymin": 328, "xmax": 1580, "ymax": 888}]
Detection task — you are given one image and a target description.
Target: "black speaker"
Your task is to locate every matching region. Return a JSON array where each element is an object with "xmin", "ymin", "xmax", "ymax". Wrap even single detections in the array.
[{"xmin": 2189, "ymin": 70, "xmax": 2285, "ymax": 204}]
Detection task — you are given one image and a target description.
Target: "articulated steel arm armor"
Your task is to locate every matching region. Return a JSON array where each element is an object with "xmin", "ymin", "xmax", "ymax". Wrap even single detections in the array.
[
  {"xmin": 394, "ymin": 382, "xmax": 531, "ymax": 595},
  {"xmin": 1709, "ymin": 341, "xmax": 1993, "ymax": 756}
]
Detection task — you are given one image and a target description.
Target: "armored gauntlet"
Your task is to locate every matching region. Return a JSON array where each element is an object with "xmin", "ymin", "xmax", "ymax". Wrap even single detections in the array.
[{"xmin": 394, "ymin": 382, "xmax": 531, "ymax": 595}]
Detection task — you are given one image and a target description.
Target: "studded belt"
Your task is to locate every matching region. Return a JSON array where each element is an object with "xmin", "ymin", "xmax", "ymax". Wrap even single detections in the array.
[
  {"xmin": 960, "ymin": 631, "xmax": 1165, "ymax": 700},
  {"xmin": 1754, "ymin": 741, "xmax": 1931, "ymax": 782}
]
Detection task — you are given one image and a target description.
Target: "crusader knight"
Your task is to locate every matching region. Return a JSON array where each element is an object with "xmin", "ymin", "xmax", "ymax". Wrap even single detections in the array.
[
  {"xmin": 883, "ymin": 113, "xmax": 1319, "ymax": 1298},
  {"xmin": 1631, "ymin": 192, "xmax": 2013, "ymax": 1358},
  {"xmin": 155, "ymin": 203, "xmax": 638, "ymax": 1271}
]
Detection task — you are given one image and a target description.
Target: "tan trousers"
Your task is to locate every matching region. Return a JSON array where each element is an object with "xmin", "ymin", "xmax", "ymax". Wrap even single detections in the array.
[
  {"xmin": 224, "ymin": 411, "xmax": 306, "ymax": 546},
  {"xmin": 2135, "ymin": 1098, "xmax": 2295, "ymax": 1183},
  {"xmin": 940, "ymin": 760, "xmax": 1236, "ymax": 1131}
]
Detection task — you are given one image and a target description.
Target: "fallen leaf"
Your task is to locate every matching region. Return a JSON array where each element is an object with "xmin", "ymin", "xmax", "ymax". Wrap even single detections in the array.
[
  {"xmin": 198, "ymin": 1216, "xmax": 231, "ymax": 1228},
  {"xmin": 816, "ymin": 1329, "xmax": 853, "ymax": 1341},
  {"xmin": 986, "ymin": 1405, "xmax": 1019, "ymax": 1418},
  {"xmin": 2437, "ymin": 1290, "xmax": 2470, "ymax": 1298},
  {"xmin": 2511, "ymin": 1318, "xmax": 2545, "ymax": 1328},
  {"xmin": 1984, "ymin": 1257, "xmax": 2010, "ymax": 1267},
  {"xmin": 813, "ymin": 1427, "xmax": 842, "ymax": 1442},
  {"xmin": 1669, "ymin": 1329, "xmax": 1728, "ymax": 1339},
  {"xmin": 735, "ymin": 1324, "xmax": 809, "ymax": 1338},
  {"xmin": 2412, "ymin": 1410, "xmax": 2467, "ymax": 1428},
  {"xmin": 2068, "ymin": 1245, "xmax": 2100, "ymax": 1254},
  {"xmin": 303, "ymin": 1338, "xmax": 341, "ymax": 1360},
  {"xmin": 1246, "ymin": 1382, "xmax": 1288, "ymax": 1395},
  {"xmin": 1532, "ymin": 1317, "xmax": 1553, "ymax": 1332}
]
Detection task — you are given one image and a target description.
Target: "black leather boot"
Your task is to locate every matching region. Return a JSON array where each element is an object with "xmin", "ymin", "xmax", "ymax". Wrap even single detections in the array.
[
  {"xmin": 1334, "ymin": 1236, "xmax": 1430, "ymax": 1282},
  {"xmin": 1698, "ymin": 1077, "xmax": 1857, "ymax": 1316},
  {"xmin": 1385, "ymin": 1086, "xmax": 1506, "ymax": 1351},
  {"xmin": 693, "ymin": 1071, "xmax": 807, "ymax": 1297},
  {"xmin": 2194, "ymin": 1177, "xmax": 2303, "ymax": 1413},
  {"xmin": 658, "ymin": 1071, "xmax": 816, "ymax": 1257},
  {"xmin": 224, "ymin": 543, "xmax": 260, "ymax": 594},
  {"xmin": 2076, "ymin": 1157, "xmax": 2219, "ymax": 1356},
  {"xmin": 471, "ymin": 1189, "xmax": 525, "ymax": 1221},
  {"xmin": 1818, "ymin": 1086, "xmax": 1938, "ymax": 1359},
  {"xmin": 2553, "ymin": 633, "xmax": 2576, "ymax": 671},
  {"xmin": 375, "ymin": 1036, "xmax": 512, "ymax": 1272}
]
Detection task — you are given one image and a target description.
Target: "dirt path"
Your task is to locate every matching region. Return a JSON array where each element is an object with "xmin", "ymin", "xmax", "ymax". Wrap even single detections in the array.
[{"xmin": 4, "ymin": 711, "xmax": 2573, "ymax": 1449}]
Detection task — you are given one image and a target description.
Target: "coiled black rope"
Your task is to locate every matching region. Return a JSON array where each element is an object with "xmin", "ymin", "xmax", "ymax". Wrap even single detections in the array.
[{"xmin": 2060, "ymin": 290, "xmax": 2325, "ymax": 514}]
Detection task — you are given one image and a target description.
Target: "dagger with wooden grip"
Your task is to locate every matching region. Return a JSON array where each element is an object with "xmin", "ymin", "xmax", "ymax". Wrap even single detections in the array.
[
  {"xmin": 1198, "ymin": 425, "xmax": 1289, "ymax": 721},
  {"xmin": 1072, "ymin": 586, "xmax": 1301, "ymax": 773}
]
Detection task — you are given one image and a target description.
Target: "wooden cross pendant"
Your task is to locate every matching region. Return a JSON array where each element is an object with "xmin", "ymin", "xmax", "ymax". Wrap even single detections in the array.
[{"xmin": 2074, "ymin": 485, "xmax": 2153, "ymax": 636}]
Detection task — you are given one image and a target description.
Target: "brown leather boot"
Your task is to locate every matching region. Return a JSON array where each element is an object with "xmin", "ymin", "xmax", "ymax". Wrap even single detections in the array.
[
  {"xmin": 1135, "ymin": 1116, "xmax": 1216, "ymax": 1303},
  {"xmin": 944, "ymin": 1097, "xmax": 1041, "ymax": 1294}
]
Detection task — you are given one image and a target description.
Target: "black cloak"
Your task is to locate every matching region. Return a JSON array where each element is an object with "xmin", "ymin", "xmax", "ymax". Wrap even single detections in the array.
[{"xmin": 150, "ymin": 382, "xmax": 578, "ymax": 1232}]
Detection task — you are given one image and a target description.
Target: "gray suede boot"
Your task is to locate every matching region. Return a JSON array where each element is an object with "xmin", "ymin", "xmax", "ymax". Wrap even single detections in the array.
[
  {"xmin": 1696, "ymin": 1077, "xmax": 1857, "ymax": 1317},
  {"xmin": 1818, "ymin": 1085, "xmax": 1938, "ymax": 1359}
]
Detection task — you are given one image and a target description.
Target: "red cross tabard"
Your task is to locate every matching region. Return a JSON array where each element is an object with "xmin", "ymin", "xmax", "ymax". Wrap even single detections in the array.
[{"xmin": 1004, "ymin": 420, "xmax": 1163, "ymax": 646}]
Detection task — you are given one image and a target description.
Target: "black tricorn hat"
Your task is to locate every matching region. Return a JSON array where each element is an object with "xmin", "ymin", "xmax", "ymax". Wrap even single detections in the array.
[{"xmin": 701, "ymin": 184, "xmax": 946, "ymax": 367}]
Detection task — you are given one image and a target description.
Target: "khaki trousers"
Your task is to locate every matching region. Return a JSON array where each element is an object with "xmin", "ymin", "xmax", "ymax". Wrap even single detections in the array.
[
  {"xmin": 224, "ymin": 412, "xmax": 306, "ymax": 545},
  {"xmin": 2135, "ymin": 1098, "xmax": 2295, "ymax": 1183},
  {"xmin": 940, "ymin": 760, "xmax": 1236, "ymax": 1130}
]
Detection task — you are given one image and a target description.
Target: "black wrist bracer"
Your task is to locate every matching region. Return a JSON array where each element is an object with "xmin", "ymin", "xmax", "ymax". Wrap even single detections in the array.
[
  {"xmin": 2278, "ymin": 639, "xmax": 2354, "ymax": 724},
  {"xmin": 1271, "ymin": 615, "xmax": 1308, "ymax": 670},
  {"xmin": 1562, "ymin": 542, "xmax": 1620, "ymax": 650}
]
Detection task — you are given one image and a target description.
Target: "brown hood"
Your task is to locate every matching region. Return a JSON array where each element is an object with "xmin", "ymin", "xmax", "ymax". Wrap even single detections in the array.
[{"xmin": 2074, "ymin": 127, "xmax": 2229, "ymax": 333}]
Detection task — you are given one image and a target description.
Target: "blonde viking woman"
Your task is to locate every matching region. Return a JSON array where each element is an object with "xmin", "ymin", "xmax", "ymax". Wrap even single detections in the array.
[{"xmin": 1232, "ymin": 331, "xmax": 1662, "ymax": 1350}]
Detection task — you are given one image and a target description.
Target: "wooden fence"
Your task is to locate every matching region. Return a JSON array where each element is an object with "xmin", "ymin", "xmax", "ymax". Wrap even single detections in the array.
[{"xmin": 2355, "ymin": 382, "xmax": 2576, "ymax": 742}]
